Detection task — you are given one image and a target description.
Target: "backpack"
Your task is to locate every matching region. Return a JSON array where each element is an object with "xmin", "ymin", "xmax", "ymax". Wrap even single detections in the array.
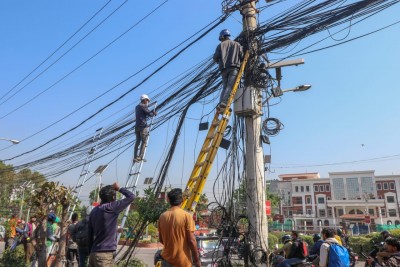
[
  {"xmin": 72, "ymin": 219, "xmax": 89, "ymax": 247},
  {"xmin": 327, "ymin": 242, "xmax": 350, "ymax": 267},
  {"xmin": 290, "ymin": 239, "xmax": 309, "ymax": 259}
]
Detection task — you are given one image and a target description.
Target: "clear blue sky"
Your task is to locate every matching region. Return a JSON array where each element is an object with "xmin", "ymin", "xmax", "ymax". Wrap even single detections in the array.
[{"xmin": 1, "ymin": 1, "xmax": 400, "ymax": 203}]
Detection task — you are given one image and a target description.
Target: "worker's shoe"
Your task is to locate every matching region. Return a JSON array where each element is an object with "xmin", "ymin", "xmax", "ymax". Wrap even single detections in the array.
[
  {"xmin": 134, "ymin": 157, "xmax": 141, "ymax": 162},
  {"xmin": 216, "ymin": 102, "xmax": 227, "ymax": 113}
]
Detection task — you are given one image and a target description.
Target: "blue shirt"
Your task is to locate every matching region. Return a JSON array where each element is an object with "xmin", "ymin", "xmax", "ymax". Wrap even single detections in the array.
[{"xmin": 88, "ymin": 188, "xmax": 135, "ymax": 252}]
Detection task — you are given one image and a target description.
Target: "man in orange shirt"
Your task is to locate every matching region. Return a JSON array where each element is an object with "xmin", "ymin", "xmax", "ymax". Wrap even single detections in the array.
[{"xmin": 158, "ymin": 188, "xmax": 201, "ymax": 267}]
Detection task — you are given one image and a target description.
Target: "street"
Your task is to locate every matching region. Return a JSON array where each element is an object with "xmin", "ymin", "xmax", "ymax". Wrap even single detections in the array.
[{"xmin": 1, "ymin": 241, "xmax": 366, "ymax": 266}]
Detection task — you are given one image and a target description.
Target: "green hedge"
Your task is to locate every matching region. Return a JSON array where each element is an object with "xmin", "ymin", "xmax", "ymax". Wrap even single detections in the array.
[
  {"xmin": 0, "ymin": 246, "xmax": 26, "ymax": 267},
  {"xmin": 348, "ymin": 236, "xmax": 373, "ymax": 256},
  {"xmin": 268, "ymin": 232, "xmax": 279, "ymax": 249}
]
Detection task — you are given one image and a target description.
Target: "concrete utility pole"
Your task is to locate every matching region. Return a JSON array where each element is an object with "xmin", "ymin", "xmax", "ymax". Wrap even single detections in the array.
[{"xmin": 237, "ymin": 0, "xmax": 269, "ymax": 260}]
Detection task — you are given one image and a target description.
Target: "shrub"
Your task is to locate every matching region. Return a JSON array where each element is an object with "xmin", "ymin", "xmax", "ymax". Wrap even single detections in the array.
[
  {"xmin": 117, "ymin": 258, "xmax": 146, "ymax": 267},
  {"xmin": 348, "ymin": 236, "xmax": 373, "ymax": 256},
  {"xmin": 389, "ymin": 229, "xmax": 400, "ymax": 238},
  {"xmin": 268, "ymin": 233, "xmax": 279, "ymax": 249},
  {"xmin": 0, "ymin": 246, "xmax": 26, "ymax": 267}
]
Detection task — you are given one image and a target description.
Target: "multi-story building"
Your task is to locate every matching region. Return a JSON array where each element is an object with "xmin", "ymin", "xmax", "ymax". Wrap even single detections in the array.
[{"xmin": 271, "ymin": 170, "xmax": 400, "ymax": 232}]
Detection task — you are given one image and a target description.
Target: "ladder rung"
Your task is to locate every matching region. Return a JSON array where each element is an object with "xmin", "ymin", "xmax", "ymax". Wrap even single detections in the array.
[
  {"xmin": 206, "ymin": 132, "xmax": 216, "ymax": 139},
  {"xmin": 196, "ymin": 161, "xmax": 207, "ymax": 167},
  {"xmin": 211, "ymin": 120, "xmax": 220, "ymax": 126},
  {"xmin": 130, "ymin": 172, "xmax": 140, "ymax": 176},
  {"xmin": 201, "ymin": 147, "xmax": 211, "ymax": 153},
  {"xmin": 189, "ymin": 176, "xmax": 201, "ymax": 182}
]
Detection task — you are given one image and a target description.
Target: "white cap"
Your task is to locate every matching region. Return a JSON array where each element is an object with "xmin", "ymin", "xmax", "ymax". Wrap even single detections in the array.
[{"xmin": 140, "ymin": 94, "xmax": 150, "ymax": 101}]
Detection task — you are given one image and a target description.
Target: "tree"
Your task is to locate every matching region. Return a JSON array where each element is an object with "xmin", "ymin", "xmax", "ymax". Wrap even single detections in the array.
[{"xmin": 30, "ymin": 182, "xmax": 76, "ymax": 267}]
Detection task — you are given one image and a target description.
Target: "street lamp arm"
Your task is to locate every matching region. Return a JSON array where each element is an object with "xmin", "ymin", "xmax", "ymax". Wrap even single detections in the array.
[{"xmin": 0, "ymin": 138, "xmax": 20, "ymax": 144}]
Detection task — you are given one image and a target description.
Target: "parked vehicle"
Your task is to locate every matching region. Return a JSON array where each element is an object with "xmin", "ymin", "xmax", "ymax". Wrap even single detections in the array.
[{"xmin": 196, "ymin": 236, "xmax": 225, "ymax": 266}]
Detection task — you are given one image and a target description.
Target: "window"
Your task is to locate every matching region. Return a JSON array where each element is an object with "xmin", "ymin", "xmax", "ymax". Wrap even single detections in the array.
[
  {"xmin": 381, "ymin": 208, "xmax": 386, "ymax": 217},
  {"xmin": 306, "ymin": 196, "xmax": 311, "ymax": 204},
  {"xmin": 325, "ymin": 185, "xmax": 330, "ymax": 192},
  {"xmin": 314, "ymin": 185, "xmax": 319, "ymax": 192},
  {"xmin": 318, "ymin": 197, "xmax": 325, "ymax": 204},
  {"xmin": 384, "ymin": 183, "xmax": 389, "ymax": 190},
  {"xmin": 327, "ymin": 196, "xmax": 331, "ymax": 200},
  {"xmin": 306, "ymin": 186, "xmax": 310, "ymax": 192},
  {"xmin": 293, "ymin": 197, "xmax": 302, "ymax": 204},
  {"xmin": 389, "ymin": 209, "xmax": 397, "ymax": 217},
  {"xmin": 338, "ymin": 209, "xmax": 344, "ymax": 216},
  {"xmin": 328, "ymin": 208, "xmax": 333, "ymax": 217},
  {"xmin": 390, "ymin": 183, "xmax": 395, "ymax": 190},
  {"xmin": 295, "ymin": 186, "xmax": 299, "ymax": 192},
  {"xmin": 377, "ymin": 183, "xmax": 382, "ymax": 190},
  {"xmin": 387, "ymin": 196, "xmax": 395, "ymax": 203},
  {"xmin": 369, "ymin": 209, "xmax": 375, "ymax": 215},
  {"xmin": 301, "ymin": 186, "xmax": 304, "ymax": 192},
  {"xmin": 319, "ymin": 209, "xmax": 326, "ymax": 217},
  {"xmin": 332, "ymin": 178, "xmax": 345, "ymax": 200},
  {"xmin": 307, "ymin": 209, "xmax": 312, "ymax": 215},
  {"xmin": 319, "ymin": 185, "xmax": 324, "ymax": 192},
  {"xmin": 361, "ymin": 177, "xmax": 374, "ymax": 195},
  {"xmin": 288, "ymin": 210, "xmax": 293, "ymax": 216},
  {"xmin": 347, "ymin": 177, "xmax": 360, "ymax": 200}
]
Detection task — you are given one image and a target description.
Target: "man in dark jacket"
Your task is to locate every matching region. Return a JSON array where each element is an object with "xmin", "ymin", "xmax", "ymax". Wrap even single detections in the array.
[
  {"xmin": 134, "ymin": 94, "xmax": 156, "ymax": 162},
  {"xmin": 88, "ymin": 182, "xmax": 135, "ymax": 266},
  {"xmin": 213, "ymin": 29, "xmax": 243, "ymax": 111}
]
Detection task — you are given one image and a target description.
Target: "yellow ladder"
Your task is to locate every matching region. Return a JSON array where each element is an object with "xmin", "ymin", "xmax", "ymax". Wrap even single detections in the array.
[{"xmin": 182, "ymin": 51, "xmax": 250, "ymax": 213}]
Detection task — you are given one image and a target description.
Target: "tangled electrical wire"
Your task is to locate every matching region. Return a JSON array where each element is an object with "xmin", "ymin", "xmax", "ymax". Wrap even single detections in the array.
[{"xmin": 262, "ymin": 117, "xmax": 284, "ymax": 137}]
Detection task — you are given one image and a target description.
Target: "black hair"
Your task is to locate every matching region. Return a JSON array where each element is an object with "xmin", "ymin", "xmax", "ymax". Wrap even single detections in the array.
[
  {"xmin": 71, "ymin": 213, "xmax": 78, "ymax": 222},
  {"xmin": 385, "ymin": 238, "xmax": 400, "ymax": 250},
  {"xmin": 291, "ymin": 231, "xmax": 299, "ymax": 238},
  {"xmin": 167, "ymin": 188, "xmax": 183, "ymax": 206},
  {"xmin": 322, "ymin": 228, "xmax": 336, "ymax": 238},
  {"xmin": 99, "ymin": 185, "xmax": 116, "ymax": 203}
]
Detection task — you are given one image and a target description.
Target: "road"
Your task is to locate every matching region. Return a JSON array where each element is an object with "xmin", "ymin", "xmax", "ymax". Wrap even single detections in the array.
[{"xmin": 1, "ymin": 241, "xmax": 365, "ymax": 267}]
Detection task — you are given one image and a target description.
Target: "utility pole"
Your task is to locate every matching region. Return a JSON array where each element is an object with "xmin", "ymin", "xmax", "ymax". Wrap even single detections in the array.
[{"xmin": 237, "ymin": 0, "xmax": 269, "ymax": 262}]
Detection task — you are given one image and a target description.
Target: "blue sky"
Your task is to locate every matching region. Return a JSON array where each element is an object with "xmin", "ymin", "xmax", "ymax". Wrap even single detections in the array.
[{"xmin": 1, "ymin": 1, "xmax": 400, "ymax": 203}]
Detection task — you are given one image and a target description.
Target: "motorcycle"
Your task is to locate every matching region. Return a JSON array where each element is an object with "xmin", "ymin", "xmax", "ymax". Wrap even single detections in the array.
[
  {"xmin": 346, "ymin": 246, "xmax": 359, "ymax": 267},
  {"xmin": 361, "ymin": 241, "xmax": 384, "ymax": 267},
  {"xmin": 269, "ymin": 254, "xmax": 315, "ymax": 267}
]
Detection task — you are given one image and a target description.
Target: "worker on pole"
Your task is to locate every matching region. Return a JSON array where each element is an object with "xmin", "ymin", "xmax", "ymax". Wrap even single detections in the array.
[
  {"xmin": 213, "ymin": 29, "xmax": 243, "ymax": 112},
  {"xmin": 134, "ymin": 94, "xmax": 156, "ymax": 162}
]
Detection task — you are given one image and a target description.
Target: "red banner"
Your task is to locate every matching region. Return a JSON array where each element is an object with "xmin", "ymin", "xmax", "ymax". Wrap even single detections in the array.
[{"xmin": 265, "ymin": 200, "xmax": 271, "ymax": 216}]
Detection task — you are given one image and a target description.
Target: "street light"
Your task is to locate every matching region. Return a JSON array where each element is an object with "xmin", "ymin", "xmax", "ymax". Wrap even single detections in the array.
[
  {"xmin": 263, "ymin": 84, "xmax": 312, "ymax": 105},
  {"xmin": 0, "ymin": 138, "xmax": 20, "ymax": 144}
]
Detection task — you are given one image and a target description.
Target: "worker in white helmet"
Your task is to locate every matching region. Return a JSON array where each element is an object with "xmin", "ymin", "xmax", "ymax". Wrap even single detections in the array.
[{"xmin": 134, "ymin": 94, "xmax": 156, "ymax": 162}]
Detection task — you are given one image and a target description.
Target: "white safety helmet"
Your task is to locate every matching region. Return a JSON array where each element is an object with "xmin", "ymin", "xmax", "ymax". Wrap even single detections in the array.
[{"xmin": 140, "ymin": 94, "xmax": 150, "ymax": 102}]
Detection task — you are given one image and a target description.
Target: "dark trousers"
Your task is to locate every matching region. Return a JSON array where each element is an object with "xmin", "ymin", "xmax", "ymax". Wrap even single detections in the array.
[
  {"xmin": 220, "ymin": 67, "xmax": 239, "ymax": 105},
  {"xmin": 78, "ymin": 247, "xmax": 89, "ymax": 267},
  {"xmin": 67, "ymin": 248, "xmax": 78, "ymax": 267},
  {"xmin": 134, "ymin": 127, "xmax": 149, "ymax": 159}
]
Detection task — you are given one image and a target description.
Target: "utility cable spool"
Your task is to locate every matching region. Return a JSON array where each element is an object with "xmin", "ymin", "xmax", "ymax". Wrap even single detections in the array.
[{"xmin": 262, "ymin": 117, "xmax": 283, "ymax": 137}]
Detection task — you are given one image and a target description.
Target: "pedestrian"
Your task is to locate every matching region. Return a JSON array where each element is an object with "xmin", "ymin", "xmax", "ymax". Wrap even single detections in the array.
[
  {"xmin": 367, "ymin": 238, "xmax": 400, "ymax": 267},
  {"xmin": 71, "ymin": 212, "xmax": 90, "ymax": 267},
  {"xmin": 213, "ymin": 29, "xmax": 243, "ymax": 112},
  {"xmin": 157, "ymin": 188, "xmax": 201, "ymax": 267},
  {"xmin": 25, "ymin": 215, "xmax": 37, "ymax": 263},
  {"xmin": 67, "ymin": 213, "xmax": 79, "ymax": 267},
  {"xmin": 88, "ymin": 182, "xmax": 135, "ymax": 267},
  {"xmin": 5, "ymin": 214, "xmax": 17, "ymax": 249},
  {"xmin": 134, "ymin": 94, "xmax": 156, "ymax": 162},
  {"xmin": 274, "ymin": 235, "xmax": 293, "ymax": 259}
]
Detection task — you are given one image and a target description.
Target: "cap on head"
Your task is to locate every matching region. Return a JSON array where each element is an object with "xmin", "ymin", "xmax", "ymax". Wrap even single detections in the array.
[
  {"xmin": 140, "ymin": 94, "xmax": 150, "ymax": 102},
  {"xmin": 219, "ymin": 29, "xmax": 231, "ymax": 40}
]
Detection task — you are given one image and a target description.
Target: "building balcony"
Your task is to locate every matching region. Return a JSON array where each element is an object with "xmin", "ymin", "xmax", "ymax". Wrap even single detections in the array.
[
  {"xmin": 327, "ymin": 198, "xmax": 385, "ymax": 207},
  {"xmin": 292, "ymin": 213, "xmax": 316, "ymax": 218}
]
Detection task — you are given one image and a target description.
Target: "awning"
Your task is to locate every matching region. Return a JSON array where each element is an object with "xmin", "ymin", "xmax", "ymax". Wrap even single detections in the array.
[{"xmin": 339, "ymin": 214, "xmax": 377, "ymax": 220}]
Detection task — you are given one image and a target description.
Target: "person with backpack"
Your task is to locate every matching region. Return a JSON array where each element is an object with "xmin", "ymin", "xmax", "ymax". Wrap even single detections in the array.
[
  {"xmin": 274, "ymin": 235, "xmax": 293, "ymax": 259},
  {"xmin": 276, "ymin": 231, "xmax": 308, "ymax": 267},
  {"xmin": 71, "ymin": 213, "xmax": 90, "ymax": 267},
  {"xmin": 319, "ymin": 228, "xmax": 350, "ymax": 267},
  {"xmin": 367, "ymin": 238, "xmax": 400, "ymax": 267},
  {"xmin": 67, "ymin": 213, "xmax": 79, "ymax": 267}
]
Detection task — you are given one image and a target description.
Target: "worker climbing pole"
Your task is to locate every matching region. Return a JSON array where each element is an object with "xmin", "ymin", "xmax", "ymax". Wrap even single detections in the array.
[{"xmin": 182, "ymin": 50, "xmax": 249, "ymax": 212}]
